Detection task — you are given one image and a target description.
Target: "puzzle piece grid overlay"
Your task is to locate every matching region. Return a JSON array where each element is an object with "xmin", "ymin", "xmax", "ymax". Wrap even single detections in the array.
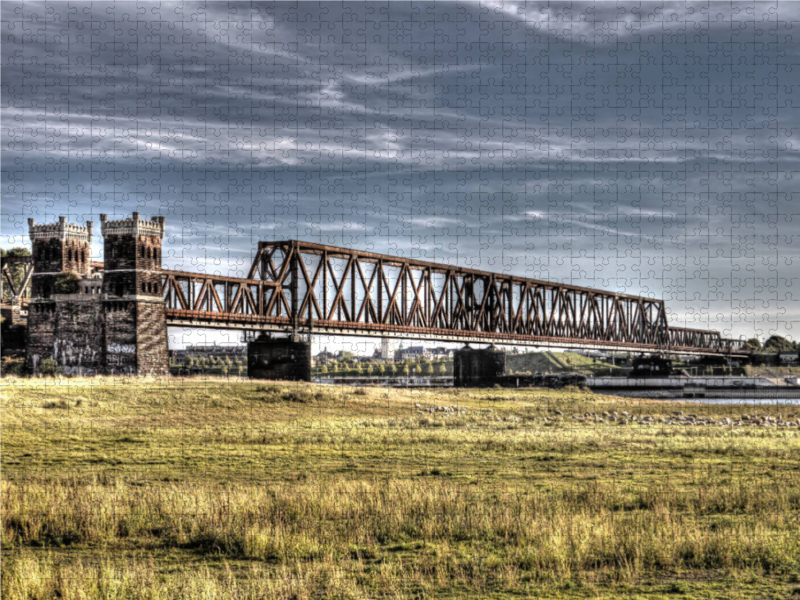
[{"xmin": 2, "ymin": 1, "xmax": 800, "ymax": 593}]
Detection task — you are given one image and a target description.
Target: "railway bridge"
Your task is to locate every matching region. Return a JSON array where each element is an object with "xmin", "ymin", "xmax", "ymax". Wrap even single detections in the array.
[{"xmin": 2, "ymin": 214, "xmax": 748, "ymax": 382}]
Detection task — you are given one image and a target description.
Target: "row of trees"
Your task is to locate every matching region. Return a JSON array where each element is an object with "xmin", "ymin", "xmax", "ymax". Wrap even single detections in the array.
[
  {"xmin": 744, "ymin": 336, "xmax": 799, "ymax": 352},
  {"xmin": 317, "ymin": 359, "xmax": 452, "ymax": 377},
  {"xmin": 172, "ymin": 355, "xmax": 246, "ymax": 376}
]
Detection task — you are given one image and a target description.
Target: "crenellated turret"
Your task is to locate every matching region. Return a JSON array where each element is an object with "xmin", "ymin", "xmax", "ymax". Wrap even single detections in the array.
[
  {"xmin": 100, "ymin": 212, "xmax": 165, "ymax": 298},
  {"xmin": 28, "ymin": 216, "xmax": 93, "ymax": 298}
]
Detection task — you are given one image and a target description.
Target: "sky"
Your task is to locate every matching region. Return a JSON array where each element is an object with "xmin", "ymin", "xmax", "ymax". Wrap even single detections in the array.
[{"xmin": 2, "ymin": 1, "xmax": 799, "ymax": 350}]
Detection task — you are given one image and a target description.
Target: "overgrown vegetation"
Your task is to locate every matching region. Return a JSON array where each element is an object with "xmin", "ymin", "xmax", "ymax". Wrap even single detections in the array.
[
  {"xmin": 2, "ymin": 378, "xmax": 799, "ymax": 599},
  {"xmin": 53, "ymin": 271, "xmax": 80, "ymax": 295}
]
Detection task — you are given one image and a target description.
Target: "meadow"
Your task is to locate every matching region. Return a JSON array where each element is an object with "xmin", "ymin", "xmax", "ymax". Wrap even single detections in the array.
[{"xmin": 1, "ymin": 377, "xmax": 799, "ymax": 599}]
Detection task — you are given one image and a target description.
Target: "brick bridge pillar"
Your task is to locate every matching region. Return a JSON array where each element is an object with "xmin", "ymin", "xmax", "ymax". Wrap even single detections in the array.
[
  {"xmin": 453, "ymin": 344, "xmax": 506, "ymax": 387},
  {"xmin": 247, "ymin": 334, "xmax": 311, "ymax": 381}
]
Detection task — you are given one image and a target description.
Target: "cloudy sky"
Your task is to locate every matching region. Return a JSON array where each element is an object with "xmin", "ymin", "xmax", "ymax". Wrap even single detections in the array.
[{"xmin": 2, "ymin": 1, "xmax": 799, "ymax": 349}]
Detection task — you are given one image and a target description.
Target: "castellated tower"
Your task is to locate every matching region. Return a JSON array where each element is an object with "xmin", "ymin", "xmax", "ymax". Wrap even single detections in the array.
[
  {"xmin": 100, "ymin": 212, "xmax": 169, "ymax": 375},
  {"xmin": 28, "ymin": 216, "xmax": 93, "ymax": 298},
  {"xmin": 100, "ymin": 212, "xmax": 165, "ymax": 298},
  {"xmin": 26, "ymin": 213, "xmax": 169, "ymax": 376},
  {"xmin": 26, "ymin": 217, "xmax": 100, "ymax": 373}
]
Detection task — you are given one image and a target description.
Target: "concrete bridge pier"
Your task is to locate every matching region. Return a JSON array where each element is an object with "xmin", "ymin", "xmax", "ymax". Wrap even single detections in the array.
[
  {"xmin": 247, "ymin": 334, "xmax": 311, "ymax": 381},
  {"xmin": 453, "ymin": 344, "xmax": 506, "ymax": 387}
]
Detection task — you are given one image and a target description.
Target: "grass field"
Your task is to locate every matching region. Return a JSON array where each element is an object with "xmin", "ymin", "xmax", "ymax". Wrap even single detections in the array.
[
  {"xmin": 506, "ymin": 351, "xmax": 625, "ymax": 376},
  {"xmin": 2, "ymin": 377, "xmax": 799, "ymax": 599}
]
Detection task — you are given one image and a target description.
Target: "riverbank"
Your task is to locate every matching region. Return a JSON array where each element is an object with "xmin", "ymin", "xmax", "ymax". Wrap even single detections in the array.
[{"xmin": 2, "ymin": 379, "xmax": 799, "ymax": 599}]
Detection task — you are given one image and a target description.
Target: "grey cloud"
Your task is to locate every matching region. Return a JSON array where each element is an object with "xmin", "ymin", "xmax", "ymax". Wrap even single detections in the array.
[{"xmin": 2, "ymin": 1, "xmax": 799, "ymax": 342}]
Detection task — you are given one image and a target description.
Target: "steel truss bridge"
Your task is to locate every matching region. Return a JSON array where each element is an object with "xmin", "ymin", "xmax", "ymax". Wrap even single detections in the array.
[{"xmin": 159, "ymin": 241, "xmax": 747, "ymax": 357}]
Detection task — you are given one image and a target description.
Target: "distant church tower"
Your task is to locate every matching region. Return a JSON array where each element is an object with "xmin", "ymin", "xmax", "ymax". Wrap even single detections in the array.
[{"xmin": 380, "ymin": 336, "xmax": 392, "ymax": 360}]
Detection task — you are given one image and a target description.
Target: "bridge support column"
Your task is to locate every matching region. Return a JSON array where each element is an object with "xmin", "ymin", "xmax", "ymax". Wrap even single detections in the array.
[
  {"xmin": 248, "ymin": 334, "xmax": 311, "ymax": 381},
  {"xmin": 453, "ymin": 344, "xmax": 506, "ymax": 387}
]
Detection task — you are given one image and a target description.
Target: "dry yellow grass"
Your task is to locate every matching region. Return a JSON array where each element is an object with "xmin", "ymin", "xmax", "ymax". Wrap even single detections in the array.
[{"xmin": 2, "ymin": 377, "xmax": 799, "ymax": 598}]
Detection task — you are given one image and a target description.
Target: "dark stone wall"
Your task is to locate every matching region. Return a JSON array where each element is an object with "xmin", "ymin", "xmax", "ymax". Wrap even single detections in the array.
[
  {"xmin": 31, "ymin": 275, "xmax": 55, "ymax": 299},
  {"xmin": 135, "ymin": 299, "xmax": 169, "ymax": 375},
  {"xmin": 453, "ymin": 346, "xmax": 506, "ymax": 387},
  {"xmin": 26, "ymin": 297, "xmax": 169, "ymax": 376},
  {"xmin": 52, "ymin": 298, "xmax": 105, "ymax": 374},
  {"xmin": 26, "ymin": 302, "xmax": 57, "ymax": 371},
  {"xmin": 1, "ymin": 320, "xmax": 27, "ymax": 356},
  {"xmin": 248, "ymin": 336, "xmax": 311, "ymax": 381},
  {"xmin": 32, "ymin": 239, "xmax": 66, "ymax": 273},
  {"xmin": 104, "ymin": 300, "xmax": 138, "ymax": 374}
]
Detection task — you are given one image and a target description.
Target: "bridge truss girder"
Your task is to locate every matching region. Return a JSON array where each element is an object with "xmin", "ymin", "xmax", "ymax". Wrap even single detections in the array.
[{"xmin": 161, "ymin": 240, "xmax": 747, "ymax": 357}]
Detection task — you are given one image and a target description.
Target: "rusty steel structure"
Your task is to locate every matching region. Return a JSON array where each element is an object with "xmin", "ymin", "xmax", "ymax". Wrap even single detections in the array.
[
  {"xmin": 160, "ymin": 240, "xmax": 747, "ymax": 356},
  {"xmin": 1, "ymin": 255, "xmax": 34, "ymax": 302},
  {"xmin": 4, "ymin": 241, "xmax": 748, "ymax": 356}
]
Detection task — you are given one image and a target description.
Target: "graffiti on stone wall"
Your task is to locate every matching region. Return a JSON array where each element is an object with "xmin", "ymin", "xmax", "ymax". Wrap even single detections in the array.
[{"xmin": 107, "ymin": 343, "xmax": 136, "ymax": 355}]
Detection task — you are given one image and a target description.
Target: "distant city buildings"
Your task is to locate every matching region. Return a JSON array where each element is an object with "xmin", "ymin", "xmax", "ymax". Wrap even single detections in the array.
[
  {"xmin": 394, "ymin": 345, "xmax": 425, "ymax": 361},
  {"xmin": 394, "ymin": 345, "xmax": 453, "ymax": 362},
  {"xmin": 310, "ymin": 343, "xmax": 454, "ymax": 365}
]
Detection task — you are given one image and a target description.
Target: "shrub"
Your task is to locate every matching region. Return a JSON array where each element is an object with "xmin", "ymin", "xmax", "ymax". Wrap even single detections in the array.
[
  {"xmin": 1, "ymin": 358, "xmax": 25, "ymax": 376},
  {"xmin": 39, "ymin": 357, "xmax": 59, "ymax": 376},
  {"xmin": 53, "ymin": 272, "xmax": 80, "ymax": 295}
]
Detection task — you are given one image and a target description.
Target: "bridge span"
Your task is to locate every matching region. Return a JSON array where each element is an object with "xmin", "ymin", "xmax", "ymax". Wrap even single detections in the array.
[
  {"xmin": 4, "ymin": 214, "xmax": 747, "ymax": 381},
  {"xmin": 161, "ymin": 240, "xmax": 747, "ymax": 358}
]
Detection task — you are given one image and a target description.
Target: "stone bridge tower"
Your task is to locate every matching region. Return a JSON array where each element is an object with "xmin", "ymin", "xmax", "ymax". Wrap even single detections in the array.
[
  {"xmin": 28, "ymin": 216, "xmax": 93, "ymax": 298},
  {"xmin": 101, "ymin": 212, "xmax": 169, "ymax": 375},
  {"xmin": 26, "ymin": 217, "xmax": 95, "ymax": 372},
  {"xmin": 25, "ymin": 213, "xmax": 169, "ymax": 376}
]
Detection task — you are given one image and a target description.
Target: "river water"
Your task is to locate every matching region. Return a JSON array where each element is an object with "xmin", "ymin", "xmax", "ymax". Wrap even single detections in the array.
[{"xmin": 680, "ymin": 398, "xmax": 800, "ymax": 405}]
